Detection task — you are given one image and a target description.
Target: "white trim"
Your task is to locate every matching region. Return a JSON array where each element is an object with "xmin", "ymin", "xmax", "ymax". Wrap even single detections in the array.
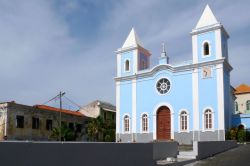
[
  {"xmin": 155, "ymin": 77, "xmax": 172, "ymax": 96},
  {"xmin": 140, "ymin": 112, "xmax": 149, "ymax": 133},
  {"xmin": 132, "ymin": 79, "xmax": 137, "ymax": 134},
  {"xmin": 124, "ymin": 58, "xmax": 131, "ymax": 73},
  {"xmin": 153, "ymin": 102, "xmax": 174, "ymax": 140},
  {"xmin": 201, "ymin": 40, "xmax": 212, "ymax": 58},
  {"xmin": 192, "ymin": 68, "xmax": 199, "ymax": 140},
  {"xmin": 215, "ymin": 29, "xmax": 222, "ymax": 59},
  {"xmin": 122, "ymin": 114, "xmax": 131, "ymax": 134},
  {"xmin": 116, "ymin": 81, "xmax": 120, "ymax": 134},
  {"xmin": 178, "ymin": 109, "xmax": 190, "ymax": 133},
  {"xmin": 117, "ymin": 53, "xmax": 121, "ymax": 77},
  {"xmin": 192, "ymin": 35, "xmax": 198, "ymax": 63},
  {"xmin": 133, "ymin": 50, "xmax": 138, "ymax": 74},
  {"xmin": 202, "ymin": 107, "xmax": 215, "ymax": 132},
  {"xmin": 217, "ymin": 64, "xmax": 225, "ymax": 131}
]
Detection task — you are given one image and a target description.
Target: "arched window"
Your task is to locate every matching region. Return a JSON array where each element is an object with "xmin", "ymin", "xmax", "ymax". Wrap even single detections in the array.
[
  {"xmin": 235, "ymin": 102, "xmax": 238, "ymax": 112},
  {"xmin": 246, "ymin": 100, "xmax": 250, "ymax": 110},
  {"xmin": 203, "ymin": 42, "xmax": 210, "ymax": 55},
  {"xmin": 125, "ymin": 60, "xmax": 130, "ymax": 71},
  {"xmin": 124, "ymin": 115, "xmax": 130, "ymax": 132},
  {"xmin": 142, "ymin": 114, "xmax": 148, "ymax": 132},
  {"xmin": 204, "ymin": 109, "xmax": 212, "ymax": 130},
  {"xmin": 180, "ymin": 111, "xmax": 188, "ymax": 131}
]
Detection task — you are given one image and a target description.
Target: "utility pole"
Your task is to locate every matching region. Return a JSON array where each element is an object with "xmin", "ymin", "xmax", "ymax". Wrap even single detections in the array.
[{"xmin": 59, "ymin": 91, "xmax": 65, "ymax": 141}]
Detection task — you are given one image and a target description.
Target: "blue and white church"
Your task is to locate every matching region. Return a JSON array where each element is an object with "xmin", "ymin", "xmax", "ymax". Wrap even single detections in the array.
[{"xmin": 115, "ymin": 5, "xmax": 234, "ymax": 144}]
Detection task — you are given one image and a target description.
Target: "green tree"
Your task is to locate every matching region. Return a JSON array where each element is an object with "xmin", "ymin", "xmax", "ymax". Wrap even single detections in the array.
[
  {"xmin": 87, "ymin": 116, "xmax": 104, "ymax": 141},
  {"xmin": 51, "ymin": 121, "xmax": 75, "ymax": 141}
]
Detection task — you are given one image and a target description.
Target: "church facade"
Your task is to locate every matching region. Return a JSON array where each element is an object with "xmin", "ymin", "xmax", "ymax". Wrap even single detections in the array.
[{"xmin": 115, "ymin": 5, "xmax": 234, "ymax": 144}]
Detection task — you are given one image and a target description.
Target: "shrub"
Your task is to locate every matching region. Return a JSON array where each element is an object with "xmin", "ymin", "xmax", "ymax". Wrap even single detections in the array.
[{"xmin": 237, "ymin": 129, "xmax": 246, "ymax": 143}]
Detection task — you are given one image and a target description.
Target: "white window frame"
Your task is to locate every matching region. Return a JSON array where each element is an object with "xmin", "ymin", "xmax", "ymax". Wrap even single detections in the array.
[
  {"xmin": 124, "ymin": 59, "xmax": 130, "ymax": 73},
  {"xmin": 202, "ymin": 107, "xmax": 215, "ymax": 132},
  {"xmin": 201, "ymin": 40, "xmax": 212, "ymax": 58},
  {"xmin": 123, "ymin": 114, "xmax": 130, "ymax": 134},
  {"xmin": 178, "ymin": 109, "xmax": 190, "ymax": 133},
  {"xmin": 140, "ymin": 112, "xmax": 149, "ymax": 133}
]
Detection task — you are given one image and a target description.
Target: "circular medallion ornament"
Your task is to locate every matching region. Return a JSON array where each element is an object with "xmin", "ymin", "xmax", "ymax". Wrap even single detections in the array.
[{"xmin": 156, "ymin": 78, "xmax": 170, "ymax": 94}]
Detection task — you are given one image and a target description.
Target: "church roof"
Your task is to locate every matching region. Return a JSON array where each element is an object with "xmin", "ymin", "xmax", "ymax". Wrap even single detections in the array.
[
  {"xmin": 122, "ymin": 28, "xmax": 143, "ymax": 48},
  {"xmin": 195, "ymin": 4, "xmax": 219, "ymax": 29},
  {"xmin": 235, "ymin": 84, "xmax": 250, "ymax": 94}
]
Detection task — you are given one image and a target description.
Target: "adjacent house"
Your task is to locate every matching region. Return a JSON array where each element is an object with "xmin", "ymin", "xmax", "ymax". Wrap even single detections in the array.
[
  {"xmin": 0, "ymin": 101, "xmax": 86, "ymax": 141},
  {"xmin": 232, "ymin": 84, "xmax": 250, "ymax": 129},
  {"xmin": 79, "ymin": 100, "xmax": 116, "ymax": 141}
]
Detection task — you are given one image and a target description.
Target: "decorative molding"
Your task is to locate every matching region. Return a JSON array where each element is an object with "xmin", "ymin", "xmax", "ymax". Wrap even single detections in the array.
[
  {"xmin": 115, "ymin": 58, "xmax": 231, "ymax": 81},
  {"xmin": 178, "ymin": 109, "xmax": 190, "ymax": 133},
  {"xmin": 140, "ymin": 112, "xmax": 149, "ymax": 133},
  {"xmin": 202, "ymin": 107, "xmax": 215, "ymax": 132}
]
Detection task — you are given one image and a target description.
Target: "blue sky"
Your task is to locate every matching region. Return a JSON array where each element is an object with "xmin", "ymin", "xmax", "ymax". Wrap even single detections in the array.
[{"xmin": 0, "ymin": 0, "xmax": 249, "ymax": 109}]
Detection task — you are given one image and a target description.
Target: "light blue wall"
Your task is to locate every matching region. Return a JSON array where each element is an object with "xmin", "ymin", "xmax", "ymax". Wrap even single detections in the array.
[
  {"xmin": 198, "ymin": 66, "xmax": 218, "ymax": 129},
  {"xmin": 135, "ymin": 68, "xmax": 193, "ymax": 133},
  {"xmin": 197, "ymin": 31, "xmax": 216, "ymax": 63},
  {"xmin": 119, "ymin": 80, "xmax": 133, "ymax": 132},
  {"xmin": 232, "ymin": 114, "xmax": 250, "ymax": 129},
  {"xmin": 120, "ymin": 51, "xmax": 134, "ymax": 77}
]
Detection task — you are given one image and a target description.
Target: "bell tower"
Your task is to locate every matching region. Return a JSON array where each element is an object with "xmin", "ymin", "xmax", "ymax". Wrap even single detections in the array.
[
  {"xmin": 191, "ymin": 5, "xmax": 229, "ymax": 64},
  {"xmin": 116, "ymin": 28, "xmax": 151, "ymax": 78}
]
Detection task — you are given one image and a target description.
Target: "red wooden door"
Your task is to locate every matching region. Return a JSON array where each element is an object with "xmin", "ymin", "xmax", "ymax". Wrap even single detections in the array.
[{"xmin": 157, "ymin": 106, "xmax": 171, "ymax": 140}]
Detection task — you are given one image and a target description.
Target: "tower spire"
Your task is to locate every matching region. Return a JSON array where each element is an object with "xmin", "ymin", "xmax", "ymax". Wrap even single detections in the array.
[{"xmin": 159, "ymin": 42, "xmax": 169, "ymax": 64}]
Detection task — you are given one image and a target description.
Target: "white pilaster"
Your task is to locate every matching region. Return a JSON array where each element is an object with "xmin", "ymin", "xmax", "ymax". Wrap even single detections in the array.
[
  {"xmin": 132, "ymin": 79, "xmax": 137, "ymax": 134},
  {"xmin": 192, "ymin": 35, "xmax": 198, "ymax": 63},
  {"xmin": 192, "ymin": 68, "xmax": 199, "ymax": 140},
  {"xmin": 217, "ymin": 64, "xmax": 225, "ymax": 131},
  {"xmin": 133, "ymin": 50, "xmax": 138, "ymax": 74},
  {"xmin": 117, "ymin": 53, "xmax": 121, "ymax": 77},
  {"xmin": 215, "ymin": 29, "xmax": 222, "ymax": 59},
  {"xmin": 116, "ymin": 81, "xmax": 120, "ymax": 134}
]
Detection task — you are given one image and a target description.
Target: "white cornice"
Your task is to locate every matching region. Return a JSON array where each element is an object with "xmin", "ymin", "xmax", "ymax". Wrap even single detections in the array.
[{"xmin": 115, "ymin": 58, "xmax": 230, "ymax": 81}]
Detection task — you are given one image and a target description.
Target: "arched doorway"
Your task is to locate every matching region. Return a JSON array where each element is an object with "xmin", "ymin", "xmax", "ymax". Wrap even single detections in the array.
[{"xmin": 157, "ymin": 106, "xmax": 171, "ymax": 140}]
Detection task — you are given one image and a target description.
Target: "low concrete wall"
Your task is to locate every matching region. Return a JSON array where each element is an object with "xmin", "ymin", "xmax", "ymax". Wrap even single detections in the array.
[
  {"xmin": 0, "ymin": 141, "xmax": 178, "ymax": 166},
  {"xmin": 153, "ymin": 141, "xmax": 178, "ymax": 160},
  {"xmin": 194, "ymin": 140, "xmax": 237, "ymax": 160}
]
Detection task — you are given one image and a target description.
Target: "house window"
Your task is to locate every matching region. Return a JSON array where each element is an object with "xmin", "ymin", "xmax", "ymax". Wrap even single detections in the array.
[
  {"xmin": 46, "ymin": 119, "xmax": 53, "ymax": 130},
  {"xmin": 180, "ymin": 111, "xmax": 188, "ymax": 131},
  {"xmin": 125, "ymin": 60, "xmax": 130, "ymax": 71},
  {"xmin": 111, "ymin": 113, "xmax": 115, "ymax": 120},
  {"xmin": 204, "ymin": 109, "xmax": 212, "ymax": 130},
  {"xmin": 104, "ymin": 112, "xmax": 107, "ymax": 120},
  {"xmin": 16, "ymin": 115, "xmax": 24, "ymax": 128},
  {"xmin": 69, "ymin": 122, "xmax": 74, "ymax": 130},
  {"xmin": 124, "ymin": 115, "xmax": 130, "ymax": 132},
  {"xmin": 235, "ymin": 102, "xmax": 238, "ymax": 112},
  {"xmin": 76, "ymin": 124, "xmax": 82, "ymax": 133},
  {"xmin": 203, "ymin": 42, "xmax": 210, "ymax": 55},
  {"xmin": 142, "ymin": 114, "xmax": 148, "ymax": 132},
  {"xmin": 246, "ymin": 100, "xmax": 250, "ymax": 110},
  {"xmin": 32, "ymin": 117, "xmax": 39, "ymax": 129}
]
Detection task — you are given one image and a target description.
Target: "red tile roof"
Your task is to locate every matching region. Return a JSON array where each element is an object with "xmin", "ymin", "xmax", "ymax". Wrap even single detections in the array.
[
  {"xmin": 235, "ymin": 84, "xmax": 250, "ymax": 94},
  {"xmin": 34, "ymin": 105, "xmax": 84, "ymax": 117}
]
